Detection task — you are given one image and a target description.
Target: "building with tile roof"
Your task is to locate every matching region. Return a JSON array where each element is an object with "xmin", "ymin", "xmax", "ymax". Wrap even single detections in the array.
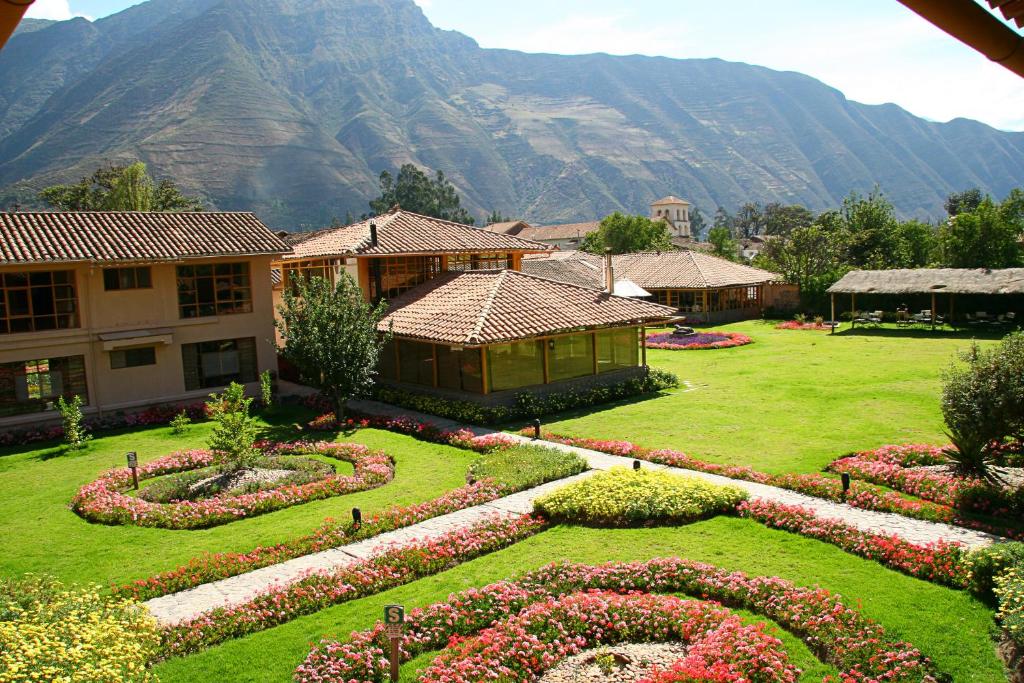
[
  {"xmin": 0, "ymin": 211, "xmax": 290, "ymax": 430},
  {"xmin": 650, "ymin": 196, "xmax": 692, "ymax": 238},
  {"xmin": 376, "ymin": 270, "xmax": 676, "ymax": 402},
  {"xmin": 481, "ymin": 220, "xmax": 531, "ymax": 235},
  {"xmin": 515, "ymin": 221, "xmax": 601, "ymax": 250}
]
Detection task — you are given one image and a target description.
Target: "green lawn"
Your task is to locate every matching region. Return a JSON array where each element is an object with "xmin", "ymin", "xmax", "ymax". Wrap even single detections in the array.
[
  {"xmin": 153, "ymin": 519, "xmax": 1003, "ymax": 683},
  {"xmin": 0, "ymin": 409, "xmax": 479, "ymax": 586},
  {"xmin": 542, "ymin": 320, "xmax": 998, "ymax": 474}
]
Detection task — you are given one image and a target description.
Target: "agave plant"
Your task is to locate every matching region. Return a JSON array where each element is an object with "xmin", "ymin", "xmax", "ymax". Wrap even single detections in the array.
[{"xmin": 942, "ymin": 426, "xmax": 1005, "ymax": 486}]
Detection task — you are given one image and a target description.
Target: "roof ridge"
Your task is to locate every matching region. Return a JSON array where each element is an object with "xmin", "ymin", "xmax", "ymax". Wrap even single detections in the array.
[
  {"xmin": 467, "ymin": 270, "xmax": 507, "ymax": 344},
  {"xmin": 687, "ymin": 249, "xmax": 711, "ymax": 288}
]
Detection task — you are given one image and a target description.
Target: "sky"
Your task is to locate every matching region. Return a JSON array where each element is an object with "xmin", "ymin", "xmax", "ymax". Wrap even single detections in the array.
[{"xmin": 26, "ymin": 0, "xmax": 1024, "ymax": 131}]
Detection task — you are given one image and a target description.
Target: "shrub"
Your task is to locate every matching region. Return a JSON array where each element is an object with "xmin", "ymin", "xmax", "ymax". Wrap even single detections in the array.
[
  {"xmin": 534, "ymin": 467, "xmax": 747, "ymax": 526},
  {"xmin": 468, "ymin": 445, "xmax": 587, "ymax": 490},
  {"xmin": 995, "ymin": 566, "xmax": 1024, "ymax": 645},
  {"xmin": 259, "ymin": 370, "xmax": 273, "ymax": 410},
  {"xmin": 967, "ymin": 542, "xmax": 1024, "ymax": 602},
  {"xmin": 0, "ymin": 574, "xmax": 159, "ymax": 682},
  {"xmin": 205, "ymin": 383, "xmax": 260, "ymax": 472},
  {"xmin": 169, "ymin": 410, "xmax": 191, "ymax": 435},
  {"xmin": 56, "ymin": 394, "xmax": 89, "ymax": 451}
]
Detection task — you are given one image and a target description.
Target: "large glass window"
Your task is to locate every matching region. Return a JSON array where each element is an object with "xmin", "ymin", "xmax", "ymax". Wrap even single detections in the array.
[
  {"xmin": 368, "ymin": 256, "xmax": 441, "ymax": 301},
  {"xmin": 177, "ymin": 263, "xmax": 252, "ymax": 318},
  {"xmin": 0, "ymin": 270, "xmax": 78, "ymax": 334},
  {"xmin": 378, "ymin": 339, "xmax": 398, "ymax": 381},
  {"xmin": 181, "ymin": 338, "xmax": 257, "ymax": 390},
  {"xmin": 437, "ymin": 345, "xmax": 483, "ymax": 393},
  {"xmin": 0, "ymin": 355, "xmax": 88, "ymax": 417},
  {"xmin": 446, "ymin": 253, "xmax": 512, "ymax": 272},
  {"xmin": 549, "ymin": 333, "xmax": 595, "ymax": 382},
  {"xmin": 487, "ymin": 340, "xmax": 544, "ymax": 391},
  {"xmin": 397, "ymin": 340, "xmax": 434, "ymax": 386},
  {"xmin": 103, "ymin": 267, "xmax": 151, "ymax": 291},
  {"xmin": 283, "ymin": 259, "xmax": 336, "ymax": 294},
  {"xmin": 597, "ymin": 329, "xmax": 638, "ymax": 373}
]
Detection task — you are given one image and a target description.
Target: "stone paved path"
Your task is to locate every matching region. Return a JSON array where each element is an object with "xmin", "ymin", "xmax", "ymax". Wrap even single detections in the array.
[{"xmin": 143, "ymin": 400, "xmax": 999, "ymax": 625}]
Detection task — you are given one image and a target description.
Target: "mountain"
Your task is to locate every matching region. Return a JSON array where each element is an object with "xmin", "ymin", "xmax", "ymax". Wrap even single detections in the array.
[{"xmin": 1, "ymin": 0, "xmax": 1022, "ymax": 229}]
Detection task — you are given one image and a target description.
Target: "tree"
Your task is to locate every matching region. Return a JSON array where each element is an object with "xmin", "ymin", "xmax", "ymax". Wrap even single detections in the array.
[
  {"xmin": 486, "ymin": 210, "xmax": 511, "ymax": 225},
  {"xmin": 38, "ymin": 162, "xmax": 202, "ymax": 211},
  {"xmin": 689, "ymin": 206, "xmax": 708, "ymax": 240},
  {"xmin": 712, "ymin": 206, "xmax": 734, "ymax": 234},
  {"xmin": 945, "ymin": 188, "xmax": 983, "ymax": 217},
  {"xmin": 842, "ymin": 190, "xmax": 903, "ymax": 269},
  {"xmin": 937, "ymin": 197, "xmax": 1020, "ymax": 268},
  {"xmin": 275, "ymin": 274, "xmax": 391, "ymax": 418},
  {"xmin": 707, "ymin": 226, "xmax": 739, "ymax": 261},
  {"xmin": 369, "ymin": 163, "xmax": 474, "ymax": 225},
  {"xmin": 205, "ymin": 383, "xmax": 260, "ymax": 472},
  {"xmin": 733, "ymin": 202, "xmax": 765, "ymax": 239},
  {"xmin": 764, "ymin": 203, "xmax": 814, "ymax": 236},
  {"xmin": 892, "ymin": 219, "xmax": 937, "ymax": 268},
  {"xmin": 579, "ymin": 212, "xmax": 673, "ymax": 254},
  {"xmin": 754, "ymin": 210, "xmax": 850, "ymax": 310}
]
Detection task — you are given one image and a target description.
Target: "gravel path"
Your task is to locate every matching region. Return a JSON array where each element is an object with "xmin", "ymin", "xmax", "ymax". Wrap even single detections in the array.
[{"xmin": 142, "ymin": 400, "xmax": 999, "ymax": 626}]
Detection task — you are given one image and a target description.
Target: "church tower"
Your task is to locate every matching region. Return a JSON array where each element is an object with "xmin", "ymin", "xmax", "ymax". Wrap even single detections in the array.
[{"xmin": 650, "ymin": 196, "xmax": 691, "ymax": 238}]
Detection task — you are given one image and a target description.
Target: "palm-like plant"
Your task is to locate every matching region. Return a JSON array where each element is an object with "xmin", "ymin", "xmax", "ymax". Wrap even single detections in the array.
[{"xmin": 942, "ymin": 426, "xmax": 1004, "ymax": 486}]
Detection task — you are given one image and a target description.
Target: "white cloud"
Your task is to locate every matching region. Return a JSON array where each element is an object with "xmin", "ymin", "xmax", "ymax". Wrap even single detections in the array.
[{"xmin": 25, "ymin": 0, "xmax": 91, "ymax": 21}]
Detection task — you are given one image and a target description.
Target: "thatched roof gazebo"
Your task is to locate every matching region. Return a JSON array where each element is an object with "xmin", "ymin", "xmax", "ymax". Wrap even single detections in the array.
[{"xmin": 827, "ymin": 268, "xmax": 1024, "ymax": 329}]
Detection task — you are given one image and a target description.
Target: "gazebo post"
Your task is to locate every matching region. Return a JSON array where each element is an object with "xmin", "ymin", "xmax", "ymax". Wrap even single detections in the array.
[
  {"xmin": 851, "ymin": 293, "xmax": 856, "ymax": 328},
  {"xmin": 931, "ymin": 292, "xmax": 937, "ymax": 331},
  {"xmin": 949, "ymin": 295, "xmax": 955, "ymax": 328},
  {"xmin": 830, "ymin": 293, "xmax": 835, "ymax": 334},
  {"xmin": 641, "ymin": 326, "xmax": 648, "ymax": 367}
]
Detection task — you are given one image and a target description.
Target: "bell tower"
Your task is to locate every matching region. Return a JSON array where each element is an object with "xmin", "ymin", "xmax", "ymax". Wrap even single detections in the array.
[{"xmin": 650, "ymin": 195, "xmax": 692, "ymax": 238}]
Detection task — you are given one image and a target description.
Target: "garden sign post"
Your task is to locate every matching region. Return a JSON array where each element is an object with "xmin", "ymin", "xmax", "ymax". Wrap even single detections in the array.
[
  {"xmin": 126, "ymin": 451, "xmax": 139, "ymax": 490},
  {"xmin": 384, "ymin": 604, "xmax": 404, "ymax": 681}
]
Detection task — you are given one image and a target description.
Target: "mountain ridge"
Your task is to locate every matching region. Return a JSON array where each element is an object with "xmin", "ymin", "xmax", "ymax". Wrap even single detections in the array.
[{"xmin": 1, "ymin": 0, "xmax": 1022, "ymax": 228}]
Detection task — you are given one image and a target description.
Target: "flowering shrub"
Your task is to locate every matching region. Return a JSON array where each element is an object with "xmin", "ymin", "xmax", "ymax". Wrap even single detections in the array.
[
  {"xmin": 995, "ymin": 566, "xmax": 1024, "ymax": 645},
  {"xmin": 829, "ymin": 444, "xmax": 1024, "ymax": 519},
  {"xmin": 160, "ymin": 514, "xmax": 547, "ymax": 656},
  {"xmin": 738, "ymin": 500, "xmax": 969, "ymax": 587},
  {"xmin": 775, "ymin": 320, "xmax": 830, "ymax": 331},
  {"xmin": 966, "ymin": 542, "xmax": 1024, "ymax": 601},
  {"xmin": 297, "ymin": 557, "xmax": 938, "ymax": 683},
  {"xmin": 646, "ymin": 331, "xmax": 753, "ymax": 350},
  {"xmin": 419, "ymin": 592, "xmax": 797, "ymax": 683},
  {"xmin": 0, "ymin": 400, "xmax": 208, "ymax": 448},
  {"xmin": 0, "ymin": 574, "xmax": 160, "ymax": 683},
  {"xmin": 536, "ymin": 431, "xmax": 1024, "ymax": 539},
  {"xmin": 71, "ymin": 441, "xmax": 394, "ymax": 529},
  {"xmin": 535, "ymin": 467, "xmax": 747, "ymax": 526}
]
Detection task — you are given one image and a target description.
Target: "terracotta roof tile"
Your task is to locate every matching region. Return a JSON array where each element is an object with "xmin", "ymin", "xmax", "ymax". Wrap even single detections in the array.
[
  {"xmin": 0, "ymin": 212, "xmax": 288, "ymax": 264},
  {"xmin": 378, "ymin": 269, "xmax": 676, "ymax": 345},
  {"xmin": 521, "ymin": 257, "xmax": 603, "ymax": 289},
  {"xmin": 287, "ymin": 209, "xmax": 550, "ymax": 258},
  {"xmin": 518, "ymin": 221, "xmax": 601, "ymax": 241},
  {"xmin": 482, "ymin": 220, "xmax": 530, "ymax": 234},
  {"xmin": 651, "ymin": 195, "xmax": 691, "ymax": 205}
]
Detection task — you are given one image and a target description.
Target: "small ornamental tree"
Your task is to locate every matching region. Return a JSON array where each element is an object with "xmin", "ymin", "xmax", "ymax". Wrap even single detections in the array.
[
  {"xmin": 275, "ymin": 274, "xmax": 391, "ymax": 418},
  {"xmin": 56, "ymin": 394, "xmax": 90, "ymax": 451},
  {"xmin": 205, "ymin": 383, "xmax": 260, "ymax": 472}
]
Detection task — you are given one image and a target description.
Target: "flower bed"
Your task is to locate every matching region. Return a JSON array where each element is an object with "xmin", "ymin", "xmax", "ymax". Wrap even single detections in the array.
[
  {"xmin": 71, "ymin": 441, "xmax": 394, "ymax": 530},
  {"xmin": 645, "ymin": 331, "xmax": 752, "ymax": 350},
  {"xmin": 828, "ymin": 444, "xmax": 1024, "ymax": 518},
  {"xmin": 775, "ymin": 321, "xmax": 830, "ymax": 331},
  {"xmin": 419, "ymin": 592, "xmax": 797, "ymax": 683},
  {"xmin": 996, "ymin": 566, "xmax": 1024, "ymax": 646},
  {"xmin": 160, "ymin": 514, "xmax": 547, "ymax": 657},
  {"xmin": 738, "ymin": 499, "xmax": 969, "ymax": 587},
  {"xmin": 535, "ymin": 467, "xmax": 747, "ymax": 526},
  {"xmin": 297, "ymin": 557, "xmax": 938, "ymax": 683},
  {"xmin": 535, "ymin": 431, "xmax": 1023, "ymax": 539}
]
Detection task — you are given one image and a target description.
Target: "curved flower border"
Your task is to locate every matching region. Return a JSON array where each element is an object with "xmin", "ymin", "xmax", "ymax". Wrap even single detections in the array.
[
  {"xmin": 296, "ymin": 557, "xmax": 939, "ymax": 683},
  {"xmin": 645, "ymin": 331, "xmax": 752, "ymax": 350},
  {"xmin": 775, "ymin": 321, "xmax": 830, "ymax": 331},
  {"xmin": 71, "ymin": 441, "xmax": 395, "ymax": 530},
  {"xmin": 419, "ymin": 591, "xmax": 797, "ymax": 683}
]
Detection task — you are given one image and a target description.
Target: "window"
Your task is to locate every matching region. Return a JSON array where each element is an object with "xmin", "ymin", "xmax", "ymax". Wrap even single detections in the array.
[
  {"xmin": 397, "ymin": 340, "xmax": 434, "ymax": 386},
  {"xmin": 548, "ymin": 333, "xmax": 594, "ymax": 382},
  {"xmin": 283, "ymin": 259, "xmax": 336, "ymax": 294},
  {"xmin": 367, "ymin": 256, "xmax": 441, "ymax": 301},
  {"xmin": 446, "ymin": 253, "xmax": 512, "ymax": 272},
  {"xmin": 597, "ymin": 329, "xmax": 638, "ymax": 373},
  {"xmin": 437, "ymin": 345, "xmax": 483, "ymax": 393},
  {"xmin": 0, "ymin": 355, "xmax": 88, "ymax": 417},
  {"xmin": 0, "ymin": 270, "xmax": 78, "ymax": 334},
  {"xmin": 103, "ymin": 267, "xmax": 151, "ymax": 291},
  {"xmin": 110, "ymin": 346, "xmax": 156, "ymax": 369},
  {"xmin": 177, "ymin": 263, "xmax": 252, "ymax": 318},
  {"xmin": 487, "ymin": 340, "xmax": 544, "ymax": 391},
  {"xmin": 181, "ymin": 338, "xmax": 257, "ymax": 390}
]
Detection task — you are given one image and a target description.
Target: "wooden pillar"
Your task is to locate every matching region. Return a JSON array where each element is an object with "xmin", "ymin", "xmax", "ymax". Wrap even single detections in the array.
[
  {"xmin": 851, "ymin": 293, "xmax": 856, "ymax": 328},
  {"xmin": 591, "ymin": 332, "xmax": 599, "ymax": 375},
  {"xmin": 830, "ymin": 294, "xmax": 836, "ymax": 335},
  {"xmin": 702, "ymin": 290, "xmax": 709, "ymax": 324},
  {"xmin": 542, "ymin": 338, "xmax": 550, "ymax": 384},
  {"xmin": 931, "ymin": 292, "xmax": 937, "ymax": 331},
  {"xmin": 480, "ymin": 346, "xmax": 490, "ymax": 394},
  {"xmin": 949, "ymin": 294, "xmax": 955, "ymax": 327},
  {"xmin": 431, "ymin": 344, "xmax": 439, "ymax": 387},
  {"xmin": 640, "ymin": 326, "xmax": 648, "ymax": 367}
]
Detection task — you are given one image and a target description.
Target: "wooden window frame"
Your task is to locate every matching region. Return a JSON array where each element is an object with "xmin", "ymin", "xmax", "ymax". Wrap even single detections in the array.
[
  {"xmin": 103, "ymin": 266, "xmax": 152, "ymax": 291},
  {"xmin": 176, "ymin": 262, "xmax": 253, "ymax": 319},
  {"xmin": 0, "ymin": 270, "xmax": 78, "ymax": 334}
]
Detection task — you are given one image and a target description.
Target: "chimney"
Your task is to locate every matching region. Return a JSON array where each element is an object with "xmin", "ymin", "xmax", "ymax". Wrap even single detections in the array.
[
  {"xmin": 369, "ymin": 221, "xmax": 378, "ymax": 247},
  {"xmin": 604, "ymin": 248, "xmax": 614, "ymax": 293}
]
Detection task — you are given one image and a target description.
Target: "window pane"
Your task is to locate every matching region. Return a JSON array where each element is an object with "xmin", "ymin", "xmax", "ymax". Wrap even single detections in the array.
[
  {"xmin": 597, "ymin": 329, "xmax": 638, "ymax": 373},
  {"xmin": 488, "ymin": 340, "xmax": 544, "ymax": 391},
  {"xmin": 137, "ymin": 267, "xmax": 152, "ymax": 288},
  {"xmin": 437, "ymin": 345, "xmax": 483, "ymax": 393},
  {"xmin": 0, "ymin": 355, "xmax": 87, "ymax": 417},
  {"xmin": 104, "ymin": 269, "xmax": 120, "ymax": 290},
  {"xmin": 181, "ymin": 338, "xmax": 257, "ymax": 389},
  {"xmin": 549, "ymin": 333, "xmax": 594, "ymax": 382},
  {"xmin": 397, "ymin": 340, "xmax": 434, "ymax": 386}
]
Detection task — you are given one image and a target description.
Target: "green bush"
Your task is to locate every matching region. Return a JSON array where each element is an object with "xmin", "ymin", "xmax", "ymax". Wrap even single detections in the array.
[
  {"xmin": 943, "ymin": 334, "xmax": 1024, "ymax": 451},
  {"xmin": 205, "ymin": 382, "xmax": 260, "ymax": 471},
  {"xmin": 169, "ymin": 410, "xmax": 191, "ymax": 435},
  {"xmin": 534, "ymin": 467, "xmax": 747, "ymax": 527},
  {"xmin": 0, "ymin": 574, "xmax": 159, "ymax": 682},
  {"xmin": 469, "ymin": 445, "xmax": 587, "ymax": 490},
  {"xmin": 56, "ymin": 394, "xmax": 90, "ymax": 451},
  {"xmin": 968, "ymin": 542, "xmax": 1024, "ymax": 602},
  {"xmin": 995, "ymin": 566, "xmax": 1024, "ymax": 645}
]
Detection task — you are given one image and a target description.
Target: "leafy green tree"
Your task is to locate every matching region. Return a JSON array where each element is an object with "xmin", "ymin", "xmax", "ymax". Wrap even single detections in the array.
[
  {"xmin": 275, "ymin": 274, "xmax": 391, "ymax": 418},
  {"xmin": 945, "ymin": 188, "xmax": 983, "ymax": 217},
  {"xmin": 580, "ymin": 212, "xmax": 673, "ymax": 254},
  {"xmin": 842, "ymin": 190, "xmax": 902, "ymax": 269},
  {"xmin": 486, "ymin": 210, "xmax": 511, "ymax": 225},
  {"xmin": 707, "ymin": 226, "xmax": 739, "ymax": 261},
  {"xmin": 712, "ymin": 206, "xmax": 733, "ymax": 233},
  {"xmin": 938, "ymin": 197, "xmax": 1020, "ymax": 268},
  {"xmin": 689, "ymin": 206, "xmax": 708, "ymax": 240},
  {"xmin": 754, "ymin": 212, "xmax": 850, "ymax": 309},
  {"xmin": 205, "ymin": 383, "xmax": 260, "ymax": 472},
  {"xmin": 734, "ymin": 201, "xmax": 765, "ymax": 239},
  {"xmin": 764, "ymin": 203, "xmax": 814, "ymax": 236},
  {"xmin": 369, "ymin": 163, "xmax": 475, "ymax": 225},
  {"xmin": 893, "ymin": 219, "xmax": 938, "ymax": 268},
  {"xmin": 38, "ymin": 162, "xmax": 202, "ymax": 211}
]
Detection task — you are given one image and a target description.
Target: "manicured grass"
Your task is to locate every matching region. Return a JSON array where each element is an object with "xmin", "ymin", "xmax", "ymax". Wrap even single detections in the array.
[
  {"xmin": 467, "ymin": 444, "xmax": 587, "ymax": 490},
  {"xmin": 152, "ymin": 518, "xmax": 1002, "ymax": 683},
  {"xmin": 542, "ymin": 320, "xmax": 1000, "ymax": 474},
  {"xmin": 0, "ymin": 408, "xmax": 478, "ymax": 587}
]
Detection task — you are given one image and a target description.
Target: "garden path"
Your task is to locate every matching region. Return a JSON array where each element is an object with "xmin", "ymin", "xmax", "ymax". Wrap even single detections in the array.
[{"xmin": 143, "ymin": 399, "xmax": 998, "ymax": 626}]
